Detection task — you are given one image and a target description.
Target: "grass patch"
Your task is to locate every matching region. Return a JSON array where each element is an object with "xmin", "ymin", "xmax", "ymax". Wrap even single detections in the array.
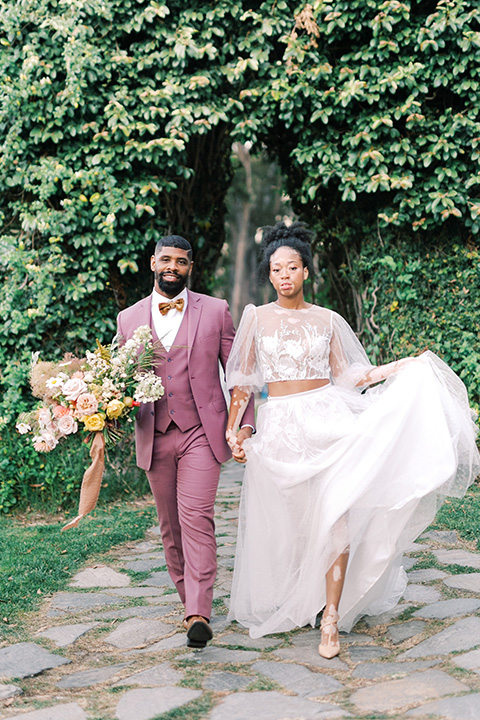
[
  {"xmin": 178, "ymin": 666, "xmax": 209, "ymax": 690},
  {"xmin": 152, "ymin": 694, "xmax": 214, "ymax": 720},
  {"xmin": 432, "ymin": 481, "xmax": 480, "ymax": 547},
  {"xmin": 407, "ymin": 552, "xmax": 441, "ymax": 570},
  {"xmin": 394, "ymin": 606, "xmax": 419, "ymax": 622},
  {"xmin": 123, "ymin": 569, "xmax": 157, "ymax": 582},
  {"xmin": 245, "ymin": 676, "xmax": 281, "ymax": 692},
  {"xmin": 440, "ymin": 564, "xmax": 480, "ymax": 575},
  {"xmin": 0, "ymin": 501, "xmax": 156, "ymax": 638},
  {"xmin": 211, "ymin": 597, "xmax": 228, "ymax": 615}
]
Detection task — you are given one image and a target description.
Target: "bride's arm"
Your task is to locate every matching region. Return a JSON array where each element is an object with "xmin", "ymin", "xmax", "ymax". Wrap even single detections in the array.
[
  {"xmin": 357, "ymin": 357, "xmax": 414, "ymax": 387},
  {"xmin": 226, "ymin": 387, "xmax": 252, "ymax": 464},
  {"xmin": 225, "ymin": 304, "xmax": 261, "ymax": 463},
  {"xmin": 329, "ymin": 310, "xmax": 415, "ymax": 388}
]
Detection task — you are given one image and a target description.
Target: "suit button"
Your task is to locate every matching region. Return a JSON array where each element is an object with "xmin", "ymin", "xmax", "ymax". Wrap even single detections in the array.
[
  {"xmin": 168, "ymin": 392, "xmax": 173, "ymax": 397},
  {"xmin": 167, "ymin": 375, "xmax": 172, "ymax": 380},
  {"xmin": 167, "ymin": 358, "xmax": 172, "ymax": 362},
  {"xmin": 170, "ymin": 410, "xmax": 175, "ymax": 414}
]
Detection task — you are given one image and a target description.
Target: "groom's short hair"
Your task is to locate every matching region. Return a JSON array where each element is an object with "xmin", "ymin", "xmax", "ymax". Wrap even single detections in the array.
[{"xmin": 155, "ymin": 235, "xmax": 192, "ymax": 260}]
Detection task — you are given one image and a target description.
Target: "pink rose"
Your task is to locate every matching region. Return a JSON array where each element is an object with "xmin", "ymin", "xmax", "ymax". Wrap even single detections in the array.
[
  {"xmin": 56, "ymin": 414, "xmax": 78, "ymax": 436},
  {"xmin": 53, "ymin": 404, "xmax": 70, "ymax": 418},
  {"xmin": 76, "ymin": 392, "xmax": 98, "ymax": 416},
  {"xmin": 63, "ymin": 377, "xmax": 88, "ymax": 401}
]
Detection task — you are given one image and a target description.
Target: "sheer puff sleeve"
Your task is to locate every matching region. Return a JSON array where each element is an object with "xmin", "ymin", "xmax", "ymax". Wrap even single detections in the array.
[
  {"xmin": 226, "ymin": 304, "xmax": 264, "ymax": 394},
  {"xmin": 329, "ymin": 311, "xmax": 375, "ymax": 388}
]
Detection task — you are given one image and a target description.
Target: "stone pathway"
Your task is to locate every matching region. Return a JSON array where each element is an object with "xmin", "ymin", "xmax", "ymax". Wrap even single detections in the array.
[{"xmin": 1, "ymin": 462, "xmax": 480, "ymax": 719}]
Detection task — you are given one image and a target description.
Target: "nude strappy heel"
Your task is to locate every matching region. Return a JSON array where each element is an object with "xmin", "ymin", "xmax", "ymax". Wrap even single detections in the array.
[{"xmin": 318, "ymin": 609, "xmax": 340, "ymax": 658}]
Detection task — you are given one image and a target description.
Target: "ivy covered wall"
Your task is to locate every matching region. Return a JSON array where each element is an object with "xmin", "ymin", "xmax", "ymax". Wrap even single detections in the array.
[{"xmin": 1, "ymin": 0, "xmax": 479, "ymax": 509}]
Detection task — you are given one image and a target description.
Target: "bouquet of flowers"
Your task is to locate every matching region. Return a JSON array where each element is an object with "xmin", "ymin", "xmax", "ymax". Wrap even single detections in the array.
[{"xmin": 16, "ymin": 325, "xmax": 164, "ymax": 530}]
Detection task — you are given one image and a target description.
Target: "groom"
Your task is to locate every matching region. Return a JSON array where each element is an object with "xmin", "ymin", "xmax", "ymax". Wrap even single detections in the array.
[{"xmin": 116, "ymin": 235, "xmax": 254, "ymax": 648}]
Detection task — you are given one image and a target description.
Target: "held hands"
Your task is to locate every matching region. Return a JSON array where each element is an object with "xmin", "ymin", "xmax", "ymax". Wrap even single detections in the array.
[{"xmin": 226, "ymin": 426, "xmax": 253, "ymax": 464}]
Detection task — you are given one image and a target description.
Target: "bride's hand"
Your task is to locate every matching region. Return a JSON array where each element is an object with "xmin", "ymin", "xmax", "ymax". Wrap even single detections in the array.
[
  {"xmin": 226, "ymin": 428, "xmax": 249, "ymax": 464},
  {"xmin": 395, "ymin": 357, "xmax": 418, "ymax": 371}
]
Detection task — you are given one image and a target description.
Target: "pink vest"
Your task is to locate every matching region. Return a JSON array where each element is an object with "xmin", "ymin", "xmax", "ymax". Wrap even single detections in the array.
[{"xmin": 152, "ymin": 311, "xmax": 201, "ymax": 433}]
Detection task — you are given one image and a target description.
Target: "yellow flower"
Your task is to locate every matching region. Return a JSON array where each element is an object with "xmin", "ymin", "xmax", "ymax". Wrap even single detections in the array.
[
  {"xmin": 83, "ymin": 413, "xmax": 105, "ymax": 432},
  {"xmin": 106, "ymin": 399, "xmax": 125, "ymax": 419}
]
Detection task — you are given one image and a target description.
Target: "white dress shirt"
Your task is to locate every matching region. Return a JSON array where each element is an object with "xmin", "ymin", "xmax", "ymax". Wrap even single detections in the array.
[
  {"xmin": 151, "ymin": 287, "xmax": 188, "ymax": 352},
  {"xmin": 151, "ymin": 286, "xmax": 253, "ymax": 434}
]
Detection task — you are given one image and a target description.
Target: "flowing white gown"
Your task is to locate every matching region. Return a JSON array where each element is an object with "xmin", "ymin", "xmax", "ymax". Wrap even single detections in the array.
[{"xmin": 226, "ymin": 303, "xmax": 480, "ymax": 636}]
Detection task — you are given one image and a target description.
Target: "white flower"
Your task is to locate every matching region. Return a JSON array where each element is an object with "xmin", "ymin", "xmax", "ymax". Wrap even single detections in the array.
[
  {"xmin": 100, "ymin": 377, "xmax": 121, "ymax": 401},
  {"xmin": 62, "ymin": 377, "xmax": 88, "ymax": 401},
  {"xmin": 134, "ymin": 372, "xmax": 164, "ymax": 403},
  {"xmin": 16, "ymin": 422, "xmax": 31, "ymax": 434},
  {"xmin": 30, "ymin": 351, "xmax": 40, "ymax": 369},
  {"xmin": 133, "ymin": 325, "xmax": 152, "ymax": 344},
  {"xmin": 46, "ymin": 376, "xmax": 64, "ymax": 392},
  {"xmin": 38, "ymin": 407, "xmax": 53, "ymax": 429}
]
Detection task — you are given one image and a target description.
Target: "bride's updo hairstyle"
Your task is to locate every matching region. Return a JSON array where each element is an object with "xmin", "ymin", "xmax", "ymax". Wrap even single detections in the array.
[{"xmin": 258, "ymin": 221, "xmax": 314, "ymax": 282}]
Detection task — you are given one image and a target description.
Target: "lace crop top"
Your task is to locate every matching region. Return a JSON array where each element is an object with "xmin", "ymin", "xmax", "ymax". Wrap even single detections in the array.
[{"xmin": 226, "ymin": 303, "xmax": 375, "ymax": 393}]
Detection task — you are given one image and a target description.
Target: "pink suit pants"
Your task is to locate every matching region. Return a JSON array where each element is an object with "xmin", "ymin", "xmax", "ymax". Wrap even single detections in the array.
[{"xmin": 146, "ymin": 423, "xmax": 221, "ymax": 620}]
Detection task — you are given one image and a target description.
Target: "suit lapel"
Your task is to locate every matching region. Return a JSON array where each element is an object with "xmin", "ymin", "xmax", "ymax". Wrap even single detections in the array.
[
  {"xmin": 136, "ymin": 296, "xmax": 153, "ymax": 328},
  {"xmin": 128, "ymin": 294, "xmax": 165, "ymax": 353},
  {"xmin": 146, "ymin": 294, "xmax": 167, "ymax": 354}
]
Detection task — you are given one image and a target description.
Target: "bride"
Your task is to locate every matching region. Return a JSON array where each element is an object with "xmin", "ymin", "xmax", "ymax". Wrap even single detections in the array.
[{"xmin": 225, "ymin": 221, "xmax": 480, "ymax": 659}]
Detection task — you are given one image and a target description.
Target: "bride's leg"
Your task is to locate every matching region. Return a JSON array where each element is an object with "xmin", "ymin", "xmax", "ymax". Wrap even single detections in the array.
[{"xmin": 319, "ymin": 549, "xmax": 349, "ymax": 658}]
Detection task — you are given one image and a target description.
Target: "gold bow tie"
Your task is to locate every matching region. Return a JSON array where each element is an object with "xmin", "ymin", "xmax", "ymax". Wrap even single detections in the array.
[{"xmin": 158, "ymin": 298, "xmax": 185, "ymax": 315}]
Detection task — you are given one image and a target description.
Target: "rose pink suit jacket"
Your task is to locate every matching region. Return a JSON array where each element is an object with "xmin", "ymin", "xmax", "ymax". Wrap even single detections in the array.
[{"xmin": 116, "ymin": 290, "xmax": 255, "ymax": 470}]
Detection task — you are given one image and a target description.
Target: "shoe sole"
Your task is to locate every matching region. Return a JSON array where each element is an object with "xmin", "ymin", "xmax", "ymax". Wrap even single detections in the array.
[{"xmin": 186, "ymin": 620, "xmax": 213, "ymax": 648}]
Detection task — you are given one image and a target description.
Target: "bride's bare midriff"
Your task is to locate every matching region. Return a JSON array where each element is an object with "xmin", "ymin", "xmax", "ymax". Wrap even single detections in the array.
[{"xmin": 267, "ymin": 378, "xmax": 330, "ymax": 397}]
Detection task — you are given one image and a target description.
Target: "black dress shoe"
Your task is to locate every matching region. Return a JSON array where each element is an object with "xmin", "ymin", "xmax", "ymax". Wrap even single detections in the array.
[{"xmin": 185, "ymin": 615, "xmax": 213, "ymax": 648}]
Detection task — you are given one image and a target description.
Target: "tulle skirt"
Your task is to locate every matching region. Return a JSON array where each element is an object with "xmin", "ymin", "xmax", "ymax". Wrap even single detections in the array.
[{"xmin": 228, "ymin": 352, "xmax": 480, "ymax": 636}]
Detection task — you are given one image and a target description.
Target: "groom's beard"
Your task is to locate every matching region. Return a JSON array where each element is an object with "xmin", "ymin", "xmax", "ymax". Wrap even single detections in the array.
[{"xmin": 156, "ymin": 270, "xmax": 187, "ymax": 297}]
